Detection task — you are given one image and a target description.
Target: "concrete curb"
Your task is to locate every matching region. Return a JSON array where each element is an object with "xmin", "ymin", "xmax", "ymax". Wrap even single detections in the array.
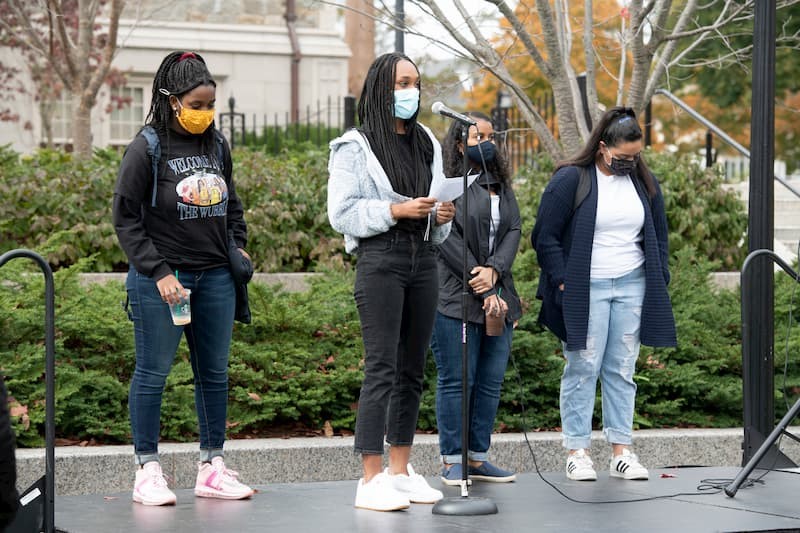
[
  {"xmin": 79, "ymin": 272, "xmax": 319, "ymax": 292},
  {"xmin": 79, "ymin": 272, "xmax": 740, "ymax": 292},
  {"xmin": 15, "ymin": 428, "xmax": 800, "ymax": 496}
]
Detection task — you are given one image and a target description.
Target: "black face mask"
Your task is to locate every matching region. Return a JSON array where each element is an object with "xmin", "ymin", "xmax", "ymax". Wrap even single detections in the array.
[
  {"xmin": 609, "ymin": 157, "xmax": 636, "ymax": 176},
  {"xmin": 466, "ymin": 141, "xmax": 496, "ymax": 165}
]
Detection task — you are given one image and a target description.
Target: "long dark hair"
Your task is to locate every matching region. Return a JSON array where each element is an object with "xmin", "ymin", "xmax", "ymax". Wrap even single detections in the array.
[
  {"xmin": 357, "ymin": 52, "xmax": 433, "ymax": 196},
  {"xmin": 442, "ymin": 111, "xmax": 511, "ymax": 185},
  {"xmin": 557, "ymin": 106, "xmax": 655, "ymax": 197},
  {"xmin": 144, "ymin": 51, "xmax": 218, "ymax": 162}
]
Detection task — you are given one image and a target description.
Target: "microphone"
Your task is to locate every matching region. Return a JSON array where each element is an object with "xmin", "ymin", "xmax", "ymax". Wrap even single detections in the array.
[{"xmin": 431, "ymin": 102, "xmax": 477, "ymax": 125}]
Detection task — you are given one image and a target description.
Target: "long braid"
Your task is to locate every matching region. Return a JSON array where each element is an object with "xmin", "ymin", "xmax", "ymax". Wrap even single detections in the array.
[
  {"xmin": 143, "ymin": 51, "xmax": 218, "ymax": 167},
  {"xmin": 357, "ymin": 52, "xmax": 433, "ymax": 197}
]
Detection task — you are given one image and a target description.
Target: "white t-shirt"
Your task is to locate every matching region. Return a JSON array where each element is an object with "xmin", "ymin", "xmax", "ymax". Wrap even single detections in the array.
[
  {"xmin": 488, "ymin": 193, "xmax": 501, "ymax": 252},
  {"xmin": 591, "ymin": 165, "xmax": 645, "ymax": 278}
]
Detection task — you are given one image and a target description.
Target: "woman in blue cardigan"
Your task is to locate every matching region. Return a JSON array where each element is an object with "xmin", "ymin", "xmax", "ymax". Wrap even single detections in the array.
[{"xmin": 532, "ymin": 107, "xmax": 676, "ymax": 482}]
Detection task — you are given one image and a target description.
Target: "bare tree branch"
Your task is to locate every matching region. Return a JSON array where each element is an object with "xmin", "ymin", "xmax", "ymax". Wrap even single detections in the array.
[
  {"xmin": 658, "ymin": 0, "xmax": 752, "ymax": 43},
  {"xmin": 583, "ymin": 0, "xmax": 601, "ymax": 124},
  {"xmin": 85, "ymin": 0, "xmax": 123, "ymax": 104},
  {"xmin": 49, "ymin": 0, "xmax": 80, "ymax": 84},
  {"xmin": 485, "ymin": 0, "xmax": 553, "ymax": 78}
]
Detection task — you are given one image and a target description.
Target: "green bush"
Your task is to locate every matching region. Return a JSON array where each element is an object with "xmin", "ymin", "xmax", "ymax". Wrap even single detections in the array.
[
  {"xmin": 0, "ymin": 145, "xmax": 745, "ymax": 273},
  {"xmin": 3, "ymin": 251, "xmax": 798, "ymax": 447},
  {"xmin": 3, "ymin": 144, "xmax": 793, "ymax": 448},
  {"xmin": 0, "ymin": 144, "xmax": 347, "ymax": 273},
  {"xmin": 0, "ymin": 146, "xmax": 126, "ymax": 272},
  {"xmin": 233, "ymin": 146, "xmax": 349, "ymax": 272}
]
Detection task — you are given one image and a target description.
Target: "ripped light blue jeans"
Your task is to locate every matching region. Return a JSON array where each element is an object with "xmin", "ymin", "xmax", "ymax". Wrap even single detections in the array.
[{"xmin": 560, "ymin": 266, "xmax": 645, "ymax": 450}]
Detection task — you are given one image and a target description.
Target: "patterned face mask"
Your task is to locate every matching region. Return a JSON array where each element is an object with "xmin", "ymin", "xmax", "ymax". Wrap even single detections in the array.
[
  {"xmin": 608, "ymin": 155, "xmax": 636, "ymax": 176},
  {"xmin": 175, "ymin": 101, "xmax": 215, "ymax": 134}
]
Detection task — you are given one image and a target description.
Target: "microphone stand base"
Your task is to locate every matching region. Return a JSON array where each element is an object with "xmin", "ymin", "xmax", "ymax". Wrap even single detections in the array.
[{"xmin": 432, "ymin": 496, "xmax": 498, "ymax": 516}]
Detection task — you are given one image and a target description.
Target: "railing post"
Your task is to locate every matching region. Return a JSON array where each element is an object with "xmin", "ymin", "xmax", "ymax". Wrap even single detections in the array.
[
  {"xmin": 705, "ymin": 130, "xmax": 713, "ymax": 168},
  {"xmin": 743, "ymin": 0, "xmax": 776, "ymax": 467},
  {"xmin": 0, "ymin": 249, "xmax": 56, "ymax": 533},
  {"xmin": 343, "ymin": 96, "xmax": 356, "ymax": 130}
]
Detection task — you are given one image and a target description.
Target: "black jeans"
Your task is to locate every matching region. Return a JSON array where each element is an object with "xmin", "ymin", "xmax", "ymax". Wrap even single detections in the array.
[{"xmin": 353, "ymin": 230, "xmax": 439, "ymax": 455}]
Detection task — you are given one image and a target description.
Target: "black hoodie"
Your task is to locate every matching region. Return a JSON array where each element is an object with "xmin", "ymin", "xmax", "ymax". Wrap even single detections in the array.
[{"xmin": 113, "ymin": 129, "xmax": 247, "ymax": 280}]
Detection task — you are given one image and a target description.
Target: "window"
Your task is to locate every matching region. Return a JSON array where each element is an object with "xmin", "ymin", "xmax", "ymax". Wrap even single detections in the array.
[
  {"xmin": 50, "ymin": 92, "xmax": 73, "ymax": 143},
  {"xmin": 110, "ymin": 86, "xmax": 144, "ymax": 143}
]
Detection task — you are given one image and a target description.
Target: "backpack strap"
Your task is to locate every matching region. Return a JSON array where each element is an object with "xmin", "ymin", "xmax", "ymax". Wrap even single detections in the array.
[
  {"xmin": 572, "ymin": 165, "xmax": 653, "ymax": 211},
  {"xmin": 214, "ymin": 130, "xmax": 225, "ymax": 175},
  {"xmin": 140, "ymin": 125, "xmax": 161, "ymax": 208},
  {"xmin": 573, "ymin": 165, "xmax": 591, "ymax": 211}
]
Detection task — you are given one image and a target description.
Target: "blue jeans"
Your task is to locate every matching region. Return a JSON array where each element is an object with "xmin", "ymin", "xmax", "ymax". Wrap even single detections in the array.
[
  {"xmin": 560, "ymin": 266, "xmax": 645, "ymax": 450},
  {"xmin": 126, "ymin": 266, "xmax": 235, "ymax": 465},
  {"xmin": 352, "ymin": 231, "xmax": 439, "ymax": 455},
  {"xmin": 431, "ymin": 312, "xmax": 513, "ymax": 464}
]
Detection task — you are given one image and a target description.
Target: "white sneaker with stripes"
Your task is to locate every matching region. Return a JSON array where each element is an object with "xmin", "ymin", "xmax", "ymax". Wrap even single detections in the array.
[
  {"xmin": 609, "ymin": 449, "xmax": 649, "ymax": 480},
  {"xmin": 565, "ymin": 449, "xmax": 597, "ymax": 481}
]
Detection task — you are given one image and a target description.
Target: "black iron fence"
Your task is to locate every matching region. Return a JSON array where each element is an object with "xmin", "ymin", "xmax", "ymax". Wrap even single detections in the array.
[
  {"xmin": 220, "ymin": 93, "xmax": 557, "ymax": 172},
  {"xmin": 218, "ymin": 95, "xmax": 356, "ymax": 151},
  {"xmin": 491, "ymin": 93, "xmax": 556, "ymax": 173}
]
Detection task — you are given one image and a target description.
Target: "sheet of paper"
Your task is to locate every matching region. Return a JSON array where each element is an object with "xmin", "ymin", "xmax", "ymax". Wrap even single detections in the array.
[{"xmin": 429, "ymin": 172, "xmax": 480, "ymax": 202}]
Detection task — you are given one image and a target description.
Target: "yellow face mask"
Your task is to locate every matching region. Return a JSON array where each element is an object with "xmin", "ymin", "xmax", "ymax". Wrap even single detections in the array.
[{"xmin": 175, "ymin": 102, "xmax": 215, "ymax": 134}]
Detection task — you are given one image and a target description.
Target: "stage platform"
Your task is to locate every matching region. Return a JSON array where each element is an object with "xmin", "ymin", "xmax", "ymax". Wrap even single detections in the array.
[{"xmin": 52, "ymin": 466, "xmax": 800, "ymax": 533}]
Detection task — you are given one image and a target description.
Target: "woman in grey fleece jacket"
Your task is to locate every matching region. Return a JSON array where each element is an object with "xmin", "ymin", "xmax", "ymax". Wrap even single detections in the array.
[{"xmin": 327, "ymin": 52, "xmax": 454, "ymax": 512}]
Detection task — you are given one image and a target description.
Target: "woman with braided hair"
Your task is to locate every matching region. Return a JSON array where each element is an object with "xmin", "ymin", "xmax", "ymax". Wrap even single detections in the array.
[
  {"xmin": 113, "ymin": 51, "xmax": 253, "ymax": 505},
  {"xmin": 328, "ymin": 52, "xmax": 455, "ymax": 511}
]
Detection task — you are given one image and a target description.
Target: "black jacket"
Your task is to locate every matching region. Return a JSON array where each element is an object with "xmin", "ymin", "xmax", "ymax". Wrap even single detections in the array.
[
  {"xmin": 0, "ymin": 375, "xmax": 18, "ymax": 529},
  {"xmin": 436, "ymin": 172, "xmax": 522, "ymax": 324}
]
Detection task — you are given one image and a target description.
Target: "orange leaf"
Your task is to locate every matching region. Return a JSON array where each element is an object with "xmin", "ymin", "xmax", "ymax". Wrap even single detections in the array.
[{"xmin": 247, "ymin": 392, "xmax": 261, "ymax": 401}]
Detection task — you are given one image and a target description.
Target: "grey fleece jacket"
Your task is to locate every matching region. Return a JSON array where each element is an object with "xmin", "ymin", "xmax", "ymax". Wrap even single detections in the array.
[{"xmin": 327, "ymin": 125, "xmax": 452, "ymax": 253}]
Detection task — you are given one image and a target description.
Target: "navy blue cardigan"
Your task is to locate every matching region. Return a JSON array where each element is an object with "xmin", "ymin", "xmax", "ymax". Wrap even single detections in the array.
[{"xmin": 531, "ymin": 165, "xmax": 677, "ymax": 351}]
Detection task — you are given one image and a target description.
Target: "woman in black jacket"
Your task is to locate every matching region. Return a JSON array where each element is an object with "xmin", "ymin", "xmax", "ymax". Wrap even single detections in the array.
[{"xmin": 431, "ymin": 112, "xmax": 522, "ymax": 485}]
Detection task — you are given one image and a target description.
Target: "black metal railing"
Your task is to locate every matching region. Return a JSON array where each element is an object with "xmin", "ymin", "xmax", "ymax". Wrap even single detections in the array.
[
  {"xmin": 0, "ymin": 249, "xmax": 56, "ymax": 533},
  {"xmin": 654, "ymin": 88, "xmax": 800, "ymax": 198},
  {"xmin": 727, "ymin": 248, "xmax": 800, "ymax": 497},
  {"xmin": 491, "ymin": 93, "xmax": 556, "ymax": 174},
  {"xmin": 219, "ymin": 96, "xmax": 356, "ymax": 152}
]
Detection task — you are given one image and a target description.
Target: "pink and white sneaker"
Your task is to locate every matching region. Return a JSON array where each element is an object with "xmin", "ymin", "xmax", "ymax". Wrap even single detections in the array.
[
  {"xmin": 133, "ymin": 461, "xmax": 177, "ymax": 506},
  {"xmin": 194, "ymin": 456, "xmax": 255, "ymax": 500}
]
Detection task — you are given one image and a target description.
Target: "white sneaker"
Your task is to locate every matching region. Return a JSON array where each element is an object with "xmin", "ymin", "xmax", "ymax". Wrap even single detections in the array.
[
  {"xmin": 610, "ymin": 449, "xmax": 649, "ymax": 480},
  {"xmin": 354, "ymin": 472, "xmax": 410, "ymax": 511},
  {"xmin": 386, "ymin": 464, "xmax": 443, "ymax": 504},
  {"xmin": 133, "ymin": 461, "xmax": 177, "ymax": 506},
  {"xmin": 566, "ymin": 449, "xmax": 597, "ymax": 481}
]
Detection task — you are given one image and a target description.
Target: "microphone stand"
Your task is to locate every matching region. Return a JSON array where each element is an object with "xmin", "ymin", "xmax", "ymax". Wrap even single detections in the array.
[{"xmin": 433, "ymin": 119, "xmax": 498, "ymax": 516}]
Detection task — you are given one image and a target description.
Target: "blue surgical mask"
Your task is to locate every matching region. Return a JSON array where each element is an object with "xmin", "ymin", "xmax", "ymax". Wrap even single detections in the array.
[
  {"xmin": 394, "ymin": 88, "xmax": 419, "ymax": 119},
  {"xmin": 466, "ymin": 141, "xmax": 496, "ymax": 165}
]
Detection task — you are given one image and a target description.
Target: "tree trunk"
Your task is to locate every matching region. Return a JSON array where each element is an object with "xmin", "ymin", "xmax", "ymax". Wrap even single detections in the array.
[
  {"xmin": 39, "ymin": 99, "xmax": 54, "ymax": 149},
  {"xmin": 71, "ymin": 94, "xmax": 93, "ymax": 156}
]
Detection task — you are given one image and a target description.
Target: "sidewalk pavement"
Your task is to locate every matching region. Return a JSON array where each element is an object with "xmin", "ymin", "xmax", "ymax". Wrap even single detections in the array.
[{"xmin": 15, "ymin": 427, "xmax": 800, "ymax": 496}]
